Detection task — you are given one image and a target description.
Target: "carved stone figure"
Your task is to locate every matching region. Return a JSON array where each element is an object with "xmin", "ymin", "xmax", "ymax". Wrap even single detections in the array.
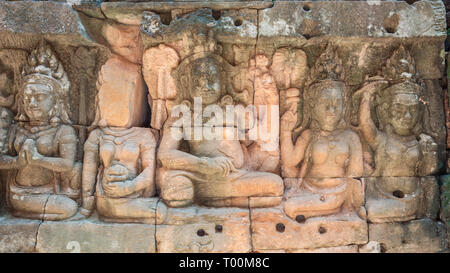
[
  {"xmin": 80, "ymin": 55, "xmax": 165, "ymax": 224},
  {"xmin": 0, "ymin": 70, "xmax": 14, "ymax": 154},
  {"xmin": 280, "ymin": 44, "xmax": 365, "ymax": 220},
  {"xmin": 356, "ymin": 46, "xmax": 438, "ymax": 177},
  {"xmin": 157, "ymin": 53, "xmax": 284, "ymax": 208},
  {"xmin": 355, "ymin": 45, "xmax": 439, "ymax": 223},
  {"xmin": 0, "ymin": 41, "xmax": 81, "ymax": 220},
  {"xmin": 244, "ymin": 54, "xmax": 280, "ymax": 173}
]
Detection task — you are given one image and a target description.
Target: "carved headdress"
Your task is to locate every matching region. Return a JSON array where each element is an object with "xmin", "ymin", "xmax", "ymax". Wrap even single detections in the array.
[
  {"xmin": 297, "ymin": 43, "xmax": 347, "ymax": 132},
  {"xmin": 306, "ymin": 43, "xmax": 345, "ymax": 87},
  {"xmin": 172, "ymin": 29, "xmax": 237, "ymax": 104},
  {"xmin": 374, "ymin": 45, "xmax": 425, "ymax": 132},
  {"xmin": 17, "ymin": 40, "xmax": 71, "ymax": 124}
]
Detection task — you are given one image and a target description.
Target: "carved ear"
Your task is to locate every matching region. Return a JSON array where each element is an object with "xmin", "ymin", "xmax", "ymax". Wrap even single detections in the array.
[
  {"xmin": 220, "ymin": 95, "xmax": 233, "ymax": 106},
  {"xmin": 181, "ymin": 99, "xmax": 192, "ymax": 109},
  {"xmin": 180, "ymin": 75, "xmax": 189, "ymax": 92}
]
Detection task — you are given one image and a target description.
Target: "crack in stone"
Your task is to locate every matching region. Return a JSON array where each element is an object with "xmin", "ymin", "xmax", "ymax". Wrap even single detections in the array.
[
  {"xmin": 33, "ymin": 194, "xmax": 51, "ymax": 253},
  {"xmin": 154, "ymin": 198, "xmax": 160, "ymax": 253},
  {"xmin": 247, "ymin": 197, "xmax": 255, "ymax": 253}
]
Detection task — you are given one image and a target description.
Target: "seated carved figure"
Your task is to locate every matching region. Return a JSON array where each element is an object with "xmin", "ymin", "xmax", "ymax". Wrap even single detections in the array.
[
  {"xmin": 157, "ymin": 54, "xmax": 284, "ymax": 208},
  {"xmin": 0, "ymin": 41, "xmax": 81, "ymax": 220},
  {"xmin": 80, "ymin": 55, "xmax": 164, "ymax": 224},
  {"xmin": 355, "ymin": 46, "xmax": 438, "ymax": 222},
  {"xmin": 280, "ymin": 45, "xmax": 365, "ymax": 221}
]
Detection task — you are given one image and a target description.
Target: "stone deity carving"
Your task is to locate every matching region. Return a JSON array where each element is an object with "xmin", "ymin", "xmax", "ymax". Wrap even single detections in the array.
[
  {"xmin": 81, "ymin": 56, "xmax": 165, "ymax": 224},
  {"xmin": 157, "ymin": 53, "xmax": 284, "ymax": 208},
  {"xmin": 355, "ymin": 46, "xmax": 439, "ymax": 222},
  {"xmin": 280, "ymin": 45, "xmax": 365, "ymax": 221},
  {"xmin": 0, "ymin": 41, "xmax": 81, "ymax": 220}
]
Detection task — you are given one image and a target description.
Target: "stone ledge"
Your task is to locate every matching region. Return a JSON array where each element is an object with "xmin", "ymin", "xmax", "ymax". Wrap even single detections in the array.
[
  {"xmin": 259, "ymin": 0, "xmax": 446, "ymax": 38},
  {"xmin": 251, "ymin": 207, "xmax": 368, "ymax": 250},
  {"xmin": 368, "ymin": 219, "xmax": 448, "ymax": 253},
  {"xmin": 156, "ymin": 205, "xmax": 252, "ymax": 253},
  {"xmin": 0, "ymin": 215, "xmax": 40, "ymax": 253},
  {"xmin": 35, "ymin": 215, "xmax": 156, "ymax": 253}
]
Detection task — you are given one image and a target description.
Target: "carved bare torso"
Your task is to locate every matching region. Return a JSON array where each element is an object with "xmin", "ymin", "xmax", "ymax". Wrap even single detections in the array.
[
  {"xmin": 374, "ymin": 133, "xmax": 420, "ymax": 177},
  {"xmin": 12, "ymin": 125, "xmax": 61, "ymax": 189},
  {"xmin": 97, "ymin": 127, "xmax": 154, "ymax": 198}
]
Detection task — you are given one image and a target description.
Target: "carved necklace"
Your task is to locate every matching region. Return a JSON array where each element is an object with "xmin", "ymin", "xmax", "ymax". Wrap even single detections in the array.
[
  {"xmin": 18, "ymin": 123, "xmax": 56, "ymax": 139},
  {"xmin": 102, "ymin": 127, "xmax": 137, "ymax": 145}
]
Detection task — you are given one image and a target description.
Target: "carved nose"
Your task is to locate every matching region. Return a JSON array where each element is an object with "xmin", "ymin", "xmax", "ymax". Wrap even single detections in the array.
[
  {"xmin": 30, "ymin": 97, "xmax": 37, "ymax": 107},
  {"xmin": 327, "ymin": 105, "xmax": 335, "ymax": 114},
  {"xmin": 199, "ymin": 78, "xmax": 207, "ymax": 88}
]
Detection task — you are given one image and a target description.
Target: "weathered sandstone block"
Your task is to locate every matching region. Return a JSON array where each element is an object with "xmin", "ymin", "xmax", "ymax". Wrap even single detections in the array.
[
  {"xmin": 251, "ymin": 206, "xmax": 368, "ymax": 251},
  {"xmin": 95, "ymin": 55, "xmax": 147, "ymax": 128},
  {"xmin": 156, "ymin": 204, "xmax": 251, "ymax": 253},
  {"xmin": 35, "ymin": 215, "xmax": 156, "ymax": 253},
  {"xmin": 0, "ymin": 215, "xmax": 40, "ymax": 253},
  {"xmin": 368, "ymin": 219, "xmax": 448, "ymax": 253}
]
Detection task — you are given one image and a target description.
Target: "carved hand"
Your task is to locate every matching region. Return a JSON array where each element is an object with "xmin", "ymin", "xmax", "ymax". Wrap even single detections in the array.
[
  {"xmin": 19, "ymin": 139, "xmax": 42, "ymax": 166},
  {"xmin": 16, "ymin": 148, "xmax": 28, "ymax": 167},
  {"xmin": 354, "ymin": 80, "xmax": 389, "ymax": 100},
  {"xmin": 418, "ymin": 134, "xmax": 438, "ymax": 153},
  {"xmin": 201, "ymin": 156, "xmax": 237, "ymax": 177},
  {"xmin": 103, "ymin": 180, "xmax": 135, "ymax": 198},
  {"xmin": 281, "ymin": 110, "xmax": 297, "ymax": 132},
  {"xmin": 26, "ymin": 141, "xmax": 44, "ymax": 166}
]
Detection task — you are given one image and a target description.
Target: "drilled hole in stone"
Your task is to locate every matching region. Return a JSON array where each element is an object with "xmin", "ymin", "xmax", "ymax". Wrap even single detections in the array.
[
  {"xmin": 212, "ymin": 10, "xmax": 221, "ymax": 21},
  {"xmin": 215, "ymin": 224, "xmax": 223, "ymax": 233},
  {"xmin": 404, "ymin": 0, "xmax": 420, "ymax": 5},
  {"xmin": 303, "ymin": 34, "xmax": 311, "ymax": 40},
  {"xmin": 393, "ymin": 190, "xmax": 405, "ymax": 198},
  {"xmin": 302, "ymin": 4, "xmax": 311, "ymax": 12},
  {"xmin": 295, "ymin": 215, "xmax": 306, "ymax": 223},
  {"xmin": 160, "ymin": 12, "xmax": 172, "ymax": 25},
  {"xmin": 318, "ymin": 226, "xmax": 327, "ymax": 234},
  {"xmin": 234, "ymin": 18, "xmax": 243, "ymax": 27},
  {"xmin": 384, "ymin": 13, "xmax": 399, "ymax": 34},
  {"xmin": 276, "ymin": 223, "xmax": 285, "ymax": 233},
  {"xmin": 197, "ymin": 229, "xmax": 206, "ymax": 237},
  {"xmin": 380, "ymin": 243, "xmax": 387, "ymax": 253}
]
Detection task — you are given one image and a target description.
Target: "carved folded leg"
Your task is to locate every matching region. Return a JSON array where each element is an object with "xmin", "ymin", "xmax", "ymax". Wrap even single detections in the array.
[
  {"xmin": 283, "ymin": 179, "xmax": 347, "ymax": 220},
  {"xmin": 96, "ymin": 196, "xmax": 166, "ymax": 224},
  {"xmin": 366, "ymin": 177, "xmax": 421, "ymax": 223},
  {"xmin": 10, "ymin": 193, "xmax": 77, "ymax": 220},
  {"xmin": 158, "ymin": 169, "xmax": 194, "ymax": 208},
  {"xmin": 195, "ymin": 171, "xmax": 284, "ymax": 208}
]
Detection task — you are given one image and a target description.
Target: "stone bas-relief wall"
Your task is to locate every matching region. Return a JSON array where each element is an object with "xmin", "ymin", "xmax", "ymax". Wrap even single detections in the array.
[{"xmin": 0, "ymin": 0, "xmax": 449, "ymax": 253}]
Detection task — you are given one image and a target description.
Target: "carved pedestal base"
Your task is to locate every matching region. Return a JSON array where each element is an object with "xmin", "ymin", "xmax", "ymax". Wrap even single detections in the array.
[
  {"xmin": 251, "ymin": 206, "xmax": 368, "ymax": 251},
  {"xmin": 0, "ymin": 215, "xmax": 40, "ymax": 253},
  {"xmin": 35, "ymin": 214, "xmax": 157, "ymax": 253},
  {"xmin": 156, "ymin": 204, "xmax": 251, "ymax": 253},
  {"xmin": 369, "ymin": 219, "xmax": 447, "ymax": 253}
]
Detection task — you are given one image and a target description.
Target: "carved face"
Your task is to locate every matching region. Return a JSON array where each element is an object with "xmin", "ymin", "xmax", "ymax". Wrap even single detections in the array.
[
  {"xmin": 189, "ymin": 58, "xmax": 222, "ymax": 105},
  {"xmin": 312, "ymin": 87, "xmax": 343, "ymax": 132},
  {"xmin": 23, "ymin": 83, "xmax": 55, "ymax": 122},
  {"xmin": 387, "ymin": 93, "xmax": 421, "ymax": 136}
]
